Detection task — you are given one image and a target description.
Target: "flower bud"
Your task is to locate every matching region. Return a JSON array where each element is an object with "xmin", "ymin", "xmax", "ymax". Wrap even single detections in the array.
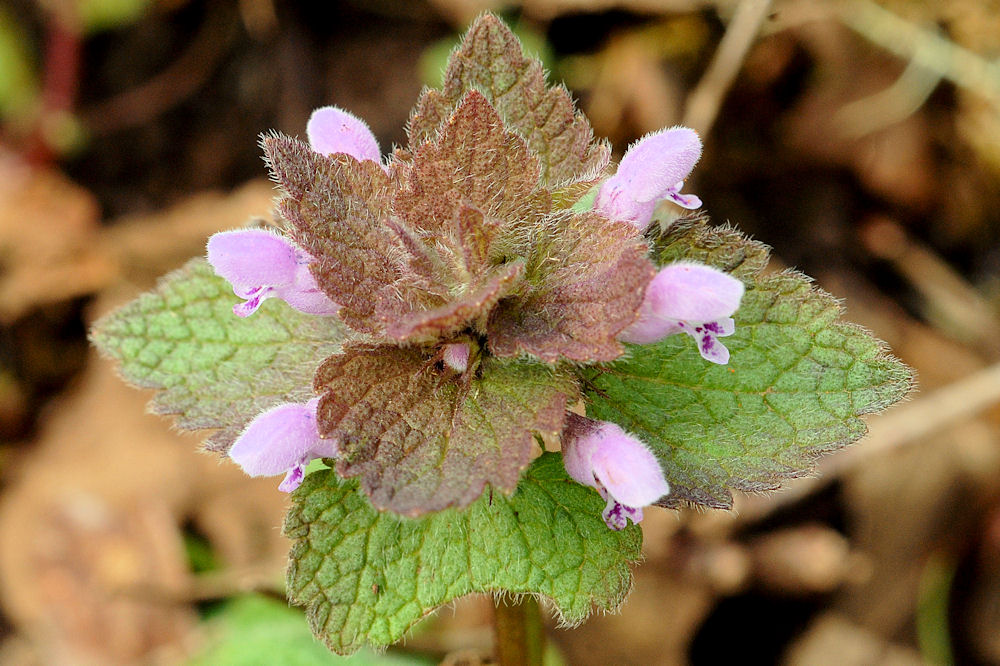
[{"xmin": 307, "ymin": 106, "xmax": 382, "ymax": 164}]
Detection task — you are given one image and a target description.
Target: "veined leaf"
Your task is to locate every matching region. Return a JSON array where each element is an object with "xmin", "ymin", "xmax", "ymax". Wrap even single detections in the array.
[
  {"xmin": 91, "ymin": 258, "xmax": 344, "ymax": 452},
  {"xmin": 286, "ymin": 453, "xmax": 641, "ymax": 654}
]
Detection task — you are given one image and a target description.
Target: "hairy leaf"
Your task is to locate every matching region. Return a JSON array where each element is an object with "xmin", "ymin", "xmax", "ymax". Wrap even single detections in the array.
[
  {"xmin": 395, "ymin": 90, "xmax": 550, "ymax": 242},
  {"xmin": 264, "ymin": 138, "xmax": 432, "ymax": 337},
  {"xmin": 488, "ymin": 211, "xmax": 656, "ymax": 363},
  {"xmin": 286, "ymin": 453, "xmax": 641, "ymax": 654},
  {"xmin": 91, "ymin": 258, "xmax": 343, "ymax": 452},
  {"xmin": 408, "ymin": 14, "xmax": 608, "ymax": 187},
  {"xmin": 584, "ymin": 222, "xmax": 913, "ymax": 508},
  {"xmin": 650, "ymin": 213, "xmax": 770, "ymax": 281},
  {"xmin": 314, "ymin": 347, "xmax": 576, "ymax": 515},
  {"xmin": 384, "ymin": 260, "xmax": 525, "ymax": 343}
]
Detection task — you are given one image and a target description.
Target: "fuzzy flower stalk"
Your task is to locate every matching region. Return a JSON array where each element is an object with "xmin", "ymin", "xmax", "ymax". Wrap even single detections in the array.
[{"xmin": 91, "ymin": 13, "xmax": 911, "ymax": 656}]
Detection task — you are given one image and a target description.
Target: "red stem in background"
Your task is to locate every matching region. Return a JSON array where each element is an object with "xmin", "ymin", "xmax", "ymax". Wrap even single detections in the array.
[{"xmin": 25, "ymin": 13, "xmax": 82, "ymax": 165}]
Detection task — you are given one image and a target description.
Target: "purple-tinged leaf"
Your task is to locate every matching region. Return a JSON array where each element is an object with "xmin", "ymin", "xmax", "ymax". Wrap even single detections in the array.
[
  {"xmin": 383, "ymin": 260, "xmax": 525, "ymax": 344},
  {"xmin": 488, "ymin": 212, "xmax": 656, "ymax": 363},
  {"xmin": 395, "ymin": 90, "xmax": 549, "ymax": 240},
  {"xmin": 409, "ymin": 14, "xmax": 609, "ymax": 188},
  {"xmin": 314, "ymin": 346, "xmax": 577, "ymax": 515}
]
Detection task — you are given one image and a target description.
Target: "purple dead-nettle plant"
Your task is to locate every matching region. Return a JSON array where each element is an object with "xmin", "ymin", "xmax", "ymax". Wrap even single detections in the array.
[{"xmin": 92, "ymin": 14, "xmax": 912, "ymax": 657}]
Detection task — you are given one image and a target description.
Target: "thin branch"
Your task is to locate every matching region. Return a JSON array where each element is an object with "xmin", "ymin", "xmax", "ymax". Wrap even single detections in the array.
[
  {"xmin": 837, "ymin": 0, "xmax": 1000, "ymax": 109},
  {"xmin": 683, "ymin": 0, "xmax": 775, "ymax": 136}
]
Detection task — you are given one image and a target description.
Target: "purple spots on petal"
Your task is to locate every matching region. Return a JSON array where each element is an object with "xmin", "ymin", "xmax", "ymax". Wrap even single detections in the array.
[
  {"xmin": 561, "ymin": 414, "xmax": 669, "ymax": 530},
  {"xmin": 701, "ymin": 334, "xmax": 715, "ymax": 353},
  {"xmin": 602, "ymin": 499, "xmax": 628, "ymax": 530},
  {"xmin": 278, "ymin": 462, "xmax": 306, "ymax": 492},
  {"xmin": 233, "ymin": 290, "xmax": 266, "ymax": 317},
  {"xmin": 703, "ymin": 321, "xmax": 723, "ymax": 334},
  {"xmin": 666, "ymin": 187, "xmax": 703, "ymax": 210},
  {"xmin": 602, "ymin": 498, "xmax": 643, "ymax": 531}
]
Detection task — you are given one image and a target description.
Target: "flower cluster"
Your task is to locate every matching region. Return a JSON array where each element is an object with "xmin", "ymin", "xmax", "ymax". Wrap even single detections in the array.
[
  {"xmin": 210, "ymin": 102, "xmax": 742, "ymax": 529},
  {"xmin": 205, "ymin": 20, "xmax": 743, "ymax": 530}
]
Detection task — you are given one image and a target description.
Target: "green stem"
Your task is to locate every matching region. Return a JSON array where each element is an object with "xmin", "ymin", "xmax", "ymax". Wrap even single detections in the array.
[{"xmin": 493, "ymin": 595, "xmax": 544, "ymax": 666}]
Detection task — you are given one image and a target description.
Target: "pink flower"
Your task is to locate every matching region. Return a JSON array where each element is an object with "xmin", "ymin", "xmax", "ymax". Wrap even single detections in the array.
[
  {"xmin": 306, "ymin": 106, "xmax": 382, "ymax": 164},
  {"xmin": 596, "ymin": 127, "xmax": 703, "ymax": 228},
  {"xmin": 228, "ymin": 397, "xmax": 336, "ymax": 492},
  {"xmin": 620, "ymin": 262, "xmax": 744, "ymax": 364},
  {"xmin": 562, "ymin": 413, "xmax": 669, "ymax": 530},
  {"xmin": 207, "ymin": 229, "xmax": 340, "ymax": 318}
]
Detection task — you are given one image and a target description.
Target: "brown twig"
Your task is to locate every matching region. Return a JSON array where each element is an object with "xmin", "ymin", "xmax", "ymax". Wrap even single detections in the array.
[
  {"xmin": 683, "ymin": 0, "xmax": 774, "ymax": 136},
  {"xmin": 837, "ymin": 0, "xmax": 1000, "ymax": 109}
]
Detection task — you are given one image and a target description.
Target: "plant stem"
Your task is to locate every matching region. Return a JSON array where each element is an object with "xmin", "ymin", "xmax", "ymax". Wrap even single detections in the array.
[{"xmin": 493, "ymin": 595, "xmax": 544, "ymax": 666}]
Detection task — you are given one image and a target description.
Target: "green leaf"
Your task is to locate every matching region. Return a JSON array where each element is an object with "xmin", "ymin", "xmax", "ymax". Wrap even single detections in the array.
[
  {"xmin": 285, "ymin": 453, "xmax": 641, "ymax": 654},
  {"xmin": 315, "ymin": 348, "xmax": 576, "ymax": 515},
  {"xmin": 650, "ymin": 214, "xmax": 770, "ymax": 283},
  {"xmin": 189, "ymin": 594, "xmax": 432, "ymax": 666},
  {"xmin": 91, "ymin": 258, "xmax": 344, "ymax": 452},
  {"xmin": 584, "ymin": 220, "xmax": 913, "ymax": 508}
]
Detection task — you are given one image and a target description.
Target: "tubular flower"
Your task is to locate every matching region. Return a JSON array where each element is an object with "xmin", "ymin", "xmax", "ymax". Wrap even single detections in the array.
[
  {"xmin": 561, "ymin": 413, "xmax": 670, "ymax": 530},
  {"xmin": 620, "ymin": 262, "xmax": 745, "ymax": 364},
  {"xmin": 595, "ymin": 127, "xmax": 703, "ymax": 228},
  {"xmin": 228, "ymin": 397, "xmax": 336, "ymax": 492},
  {"xmin": 206, "ymin": 229, "xmax": 340, "ymax": 317}
]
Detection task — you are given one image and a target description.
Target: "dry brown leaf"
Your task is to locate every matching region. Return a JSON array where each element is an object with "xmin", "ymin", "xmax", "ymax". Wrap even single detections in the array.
[
  {"xmin": 0, "ymin": 347, "xmax": 290, "ymax": 663},
  {"xmin": 749, "ymin": 524, "xmax": 861, "ymax": 594},
  {"xmin": 0, "ymin": 156, "xmax": 113, "ymax": 323}
]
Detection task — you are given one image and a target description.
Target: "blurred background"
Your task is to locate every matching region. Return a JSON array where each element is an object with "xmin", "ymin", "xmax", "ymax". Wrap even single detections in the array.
[{"xmin": 1, "ymin": 0, "xmax": 999, "ymax": 663}]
